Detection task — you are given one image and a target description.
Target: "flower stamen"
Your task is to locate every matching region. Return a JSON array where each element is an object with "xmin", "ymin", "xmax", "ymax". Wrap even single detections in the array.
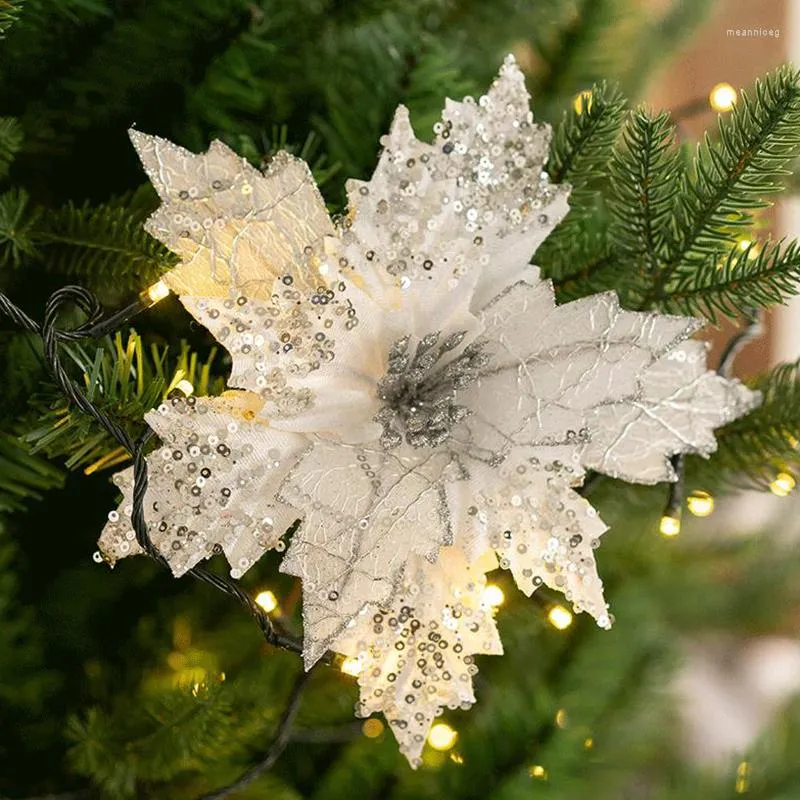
[{"xmin": 375, "ymin": 331, "xmax": 488, "ymax": 449}]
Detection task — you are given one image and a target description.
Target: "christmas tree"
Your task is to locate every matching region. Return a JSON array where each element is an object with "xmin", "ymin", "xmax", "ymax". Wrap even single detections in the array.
[{"xmin": 3, "ymin": 1, "xmax": 800, "ymax": 798}]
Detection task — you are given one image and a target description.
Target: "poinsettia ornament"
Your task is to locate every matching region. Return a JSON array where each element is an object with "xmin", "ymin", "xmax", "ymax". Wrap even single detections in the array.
[{"xmin": 99, "ymin": 55, "xmax": 759, "ymax": 764}]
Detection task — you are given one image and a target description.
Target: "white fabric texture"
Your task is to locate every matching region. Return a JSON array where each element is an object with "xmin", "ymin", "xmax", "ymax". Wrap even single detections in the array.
[{"xmin": 98, "ymin": 56, "xmax": 760, "ymax": 763}]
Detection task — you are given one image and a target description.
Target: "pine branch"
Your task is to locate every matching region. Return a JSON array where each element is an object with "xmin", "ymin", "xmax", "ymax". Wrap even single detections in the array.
[
  {"xmin": 608, "ymin": 107, "xmax": 683, "ymax": 277},
  {"xmin": 0, "ymin": 431, "xmax": 64, "ymax": 513},
  {"xmin": 68, "ymin": 649, "xmax": 308, "ymax": 799},
  {"xmin": 539, "ymin": 217, "xmax": 615, "ymax": 288},
  {"xmin": 31, "ymin": 200, "xmax": 176, "ymax": 296},
  {"xmin": 537, "ymin": 81, "xmax": 625, "ymax": 282},
  {"xmin": 650, "ymin": 66, "xmax": 800, "ymax": 304},
  {"xmin": 198, "ymin": 668, "xmax": 313, "ymax": 800},
  {"xmin": 0, "ymin": 116, "xmax": 23, "ymax": 179},
  {"xmin": 22, "ymin": 0, "xmax": 249, "ymax": 139},
  {"xmin": 0, "ymin": 187, "xmax": 38, "ymax": 268},
  {"xmin": 664, "ymin": 238, "xmax": 800, "ymax": 321},
  {"xmin": 547, "ymin": 80, "xmax": 627, "ymax": 186},
  {"xmin": 686, "ymin": 360, "xmax": 800, "ymax": 490},
  {"xmin": 68, "ymin": 683, "xmax": 238, "ymax": 798},
  {"xmin": 0, "ymin": 0, "xmax": 110, "ymax": 115},
  {"xmin": 0, "ymin": 0, "xmax": 23, "ymax": 39},
  {"xmin": 21, "ymin": 331, "xmax": 223, "ymax": 474}
]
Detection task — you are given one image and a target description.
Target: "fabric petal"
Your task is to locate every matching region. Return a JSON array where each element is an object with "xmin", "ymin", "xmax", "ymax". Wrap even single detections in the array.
[
  {"xmin": 339, "ymin": 55, "xmax": 569, "ymax": 315},
  {"xmin": 336, "ymin": 547, "xmax": 502, "ymax": 766},
  {"xmin": 582, "ymin": 341, "xmax": 762, "ymax": 483},
  {"xmin": 99, "ymin": 392, "xmax": 304, "ymax": 577},
  {"xmin": 279, "ymin": 440, "xmax": 463, "ymax": 668},
  {"xmin": 130, "ymin": 132, "xmax": 333, "ymax": 300}
]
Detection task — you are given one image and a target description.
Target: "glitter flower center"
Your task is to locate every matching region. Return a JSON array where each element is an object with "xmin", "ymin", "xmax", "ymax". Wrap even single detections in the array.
[{"xmin": 374, "ymin": 331, "xmax": 488, "ymax": 449}]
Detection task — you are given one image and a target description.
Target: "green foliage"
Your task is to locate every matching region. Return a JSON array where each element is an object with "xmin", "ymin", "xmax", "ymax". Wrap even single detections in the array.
[
  {"xmin": 24, "ymin": 0, "xmax": 249, "ymax": 139},
  {"xmin": 5, "ymin": 2, "xmax": 800, "ymax": 798},
  {"xmin": 665, "ymin": 238, "xmax": 800, "ymax": 320},
  {"xmin": 547, "ymin": 81, "xmax": 627, "ymax": 187},
  {"xmin": 0, "ymin": 431, "xmax": 64, "ymax": 512},
  {"xmin": 546, "ymin": 66, "xmax": 800, "ymax": 319},
  {"xmin": 0, "ymin": 515, "xmax": 60, "ymax": 758},
  {"xmin": 69, "ymin": 682, "xmax": 240, "ymax": 797},
  {"xmin": 0, "ymin": 524, "xmax": 47, "ymax": 688},
  {"xmin": 652, "ymin": 65, "xmax": 800, "ymax": 308},
  {"xmin": 608, "ymin": 108, "xmax": 683, "ymax": 281},
  {"xmin": 0, "ymin": 186, "xmax": 37, "ymax": 267},
  {"xmin": 529, "ymin": 0, "xmax": 641, "ymax": 112},
  {"xmin": 33, "ymin": 198, "xmax": 177, "ymax": 298},
  {"xmin": 21, "ymin": 330, "xmax": 223, "ymax": 473},
  {"xmin": 0, "ymin": 116, "xmax": 22, "ymax": 179},
  {"xmin": 0, "ymin": 0, "xmax": 23, "ymax": 39},
  {"xmin": 687, "ymin": 360, "xmax": 800, "ymax": 491},
  {"xmin": 537, "ymin": 81, "xmax": 626, "ymax": 282},
  {"xmin": 403, "ymin": 45, "xmax": 483, "ymax": 139}
]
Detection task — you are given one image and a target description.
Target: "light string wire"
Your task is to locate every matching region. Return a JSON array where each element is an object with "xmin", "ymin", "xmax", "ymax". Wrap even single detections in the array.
[{"xmin": 0, "ymin": 285, "xmax": 323, "ymax": 799}]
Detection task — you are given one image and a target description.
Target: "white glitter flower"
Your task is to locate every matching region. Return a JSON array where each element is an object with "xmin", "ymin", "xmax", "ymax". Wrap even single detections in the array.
[{"xmin": 99, "ymin": 56, "xmax": 760, "ymax": 763}]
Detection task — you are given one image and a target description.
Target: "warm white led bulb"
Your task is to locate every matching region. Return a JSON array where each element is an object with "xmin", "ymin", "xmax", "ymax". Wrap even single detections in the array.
[
  {"xmin": 547, "ymin": 605, "xmax": 573, "ymax": 630},
  {"xmin": 709, "ymin": 82, "xmax": 737, "ymax": 112},
  {"xmin": 427, "ymin": 723, "xmax": 458, "ymax": 751},
  {"xmin": 255, "ymin": 590, "xmax": 278, "ymax": 613}
]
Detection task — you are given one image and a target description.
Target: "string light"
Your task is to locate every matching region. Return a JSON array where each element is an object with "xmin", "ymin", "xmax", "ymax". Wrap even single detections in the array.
[
  {"xmin": 427, "ymin": 723, "xmax": 458, "ymax": 751},
  {"xmin": 555, "ymin": 708, "xmax": 568, "ymax": 728},
  {"xmin": 687, "ymin": 490, "xmax": 715, "ymax": 518},
  {"xmin": 362, "ymin": 718, "xmax": 384, "ymax": 738},
  {"xmin": 482, "ymin": 584, "xmax": 505, "ymax": 608},
  {"xmin": 709, "ymin": 82, "xmax": 737, "ymax": 112},
  {"xmin": 254, "ymin": 590, "xmax": 278, "ymax": 613},
  {"xmin": 547, "ymin": 604, "xmax": 573, "ymax": 630},
  {"xmin": 173, "ymin": 379, "xmax": 194, "ymax": 397},
  {"xmin": 572, "ymin": 89, "xmax": 593, "ymax": 114},
  {"xmin": 735, "ymin": 760, "xmax": 750, "ymax": 794},
  {"xmin": 144, "ymin": 279, "xmax": 170, "ymax": 305},
  {"xmin": 450, "ymin": 752, "xmax": 464, "ymax": 765},
  {"xmin": 528, "ymin": 764, "xmax": 548, "ymax": 780},
  {"xmin": 769, "ymin": 472, "xmax": 796, "ymax": 497},
  {"xmin": 340, "ymin": 656, "xmax": 363, "ymax": 677},
  {"xmin": 659, "ymin": 514, "xmax": 681, "ymax": 537},
  {"xmin": 584, "ymin": 737, "xmax": 594, "ymax": 749}
]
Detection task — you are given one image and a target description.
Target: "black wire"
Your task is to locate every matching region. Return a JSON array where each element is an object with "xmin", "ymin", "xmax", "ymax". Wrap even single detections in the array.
[
  {"xmin": 662, "ymin": 453, "xmax": 685, "ymax": 521},
  {"xmin": 197, "ymin": 667, "xmax": 315, "ymax": 800},
  {"xmin": 2, "ymin": 285, "xmax": 318, "ymax": 797},
  {"xmin": 718, "ymin": 308, "xmax": 762, "ymax": 378},
  {"xmin": 2, "ymin": 286, "xmax": 308, "ymax": 656}
]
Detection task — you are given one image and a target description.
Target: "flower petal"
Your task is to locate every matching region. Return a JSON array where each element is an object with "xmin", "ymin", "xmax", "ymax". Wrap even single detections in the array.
[
  {"xmin": 99, "ymin": 392, "xmax": 304, "ymax": 577},
  {"xmin": 493, "ymin": 474, "xmax": 610, "ymax": 626},
  {"xmin": 178, "ymin": 276, "xmax": 385, "ymax": 441},
  {"xmin": 340, "ymin": 56, "xmax": 569, "ymax": 315},
  {"xmin": 130, "ymin": 132, "xmax": 333, "ymax": 300},
  {"xmin": 336, "ymin": 547, "xmax": 502, "ymax": 766},
  {"xmin": 279, "ymin": 440, "xmax": 463, "ymax": 668},
  {"xmin": 582, "ymin": 341, "xmax": 762, "ymax": 483}
]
